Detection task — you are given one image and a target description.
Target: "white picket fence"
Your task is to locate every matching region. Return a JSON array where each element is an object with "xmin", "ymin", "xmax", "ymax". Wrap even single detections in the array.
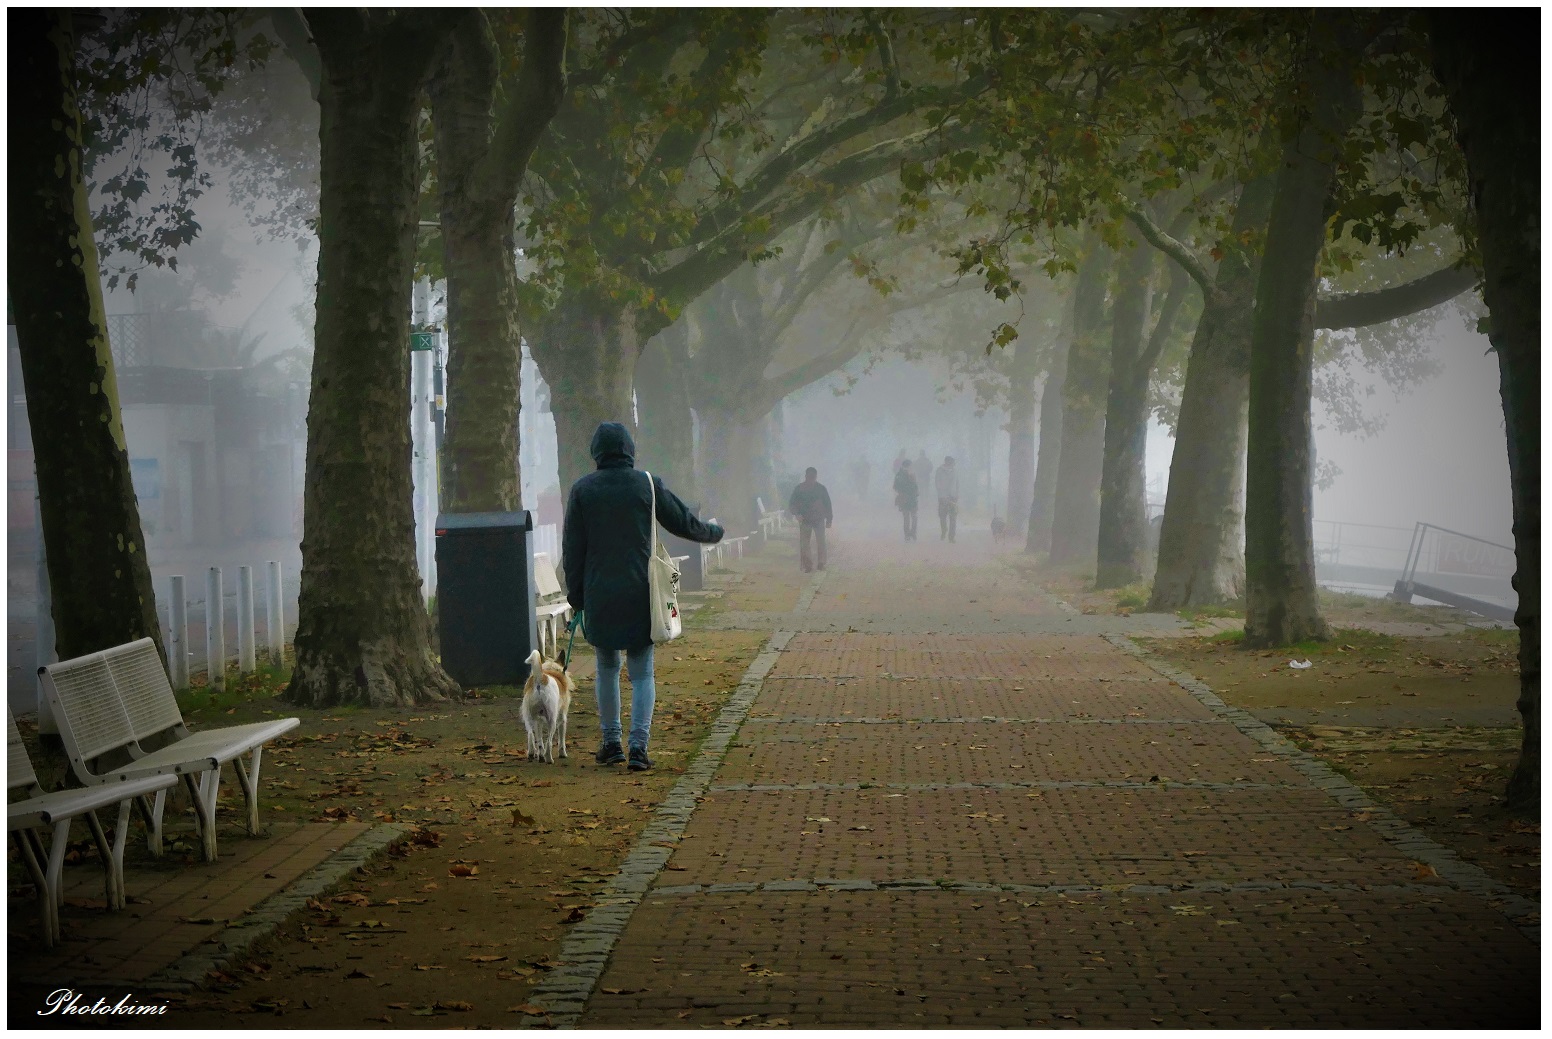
[{"xmin": 155, "ymin": 562, "xmax": 292, "ymax": 691}]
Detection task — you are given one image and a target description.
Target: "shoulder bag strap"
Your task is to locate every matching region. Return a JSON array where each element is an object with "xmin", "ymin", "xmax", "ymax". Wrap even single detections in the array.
[{"xmin": 644, "ymin": 470, "xmax": 657, "ymax": 555}]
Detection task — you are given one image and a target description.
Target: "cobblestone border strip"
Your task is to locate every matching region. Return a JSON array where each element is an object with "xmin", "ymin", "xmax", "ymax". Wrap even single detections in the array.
[
  {"xmin": 39, "ymin": 823, "xmax": 414, "ymax": 993},
  {"xmin": 522, "ymin": 627, "xmax": 803, "ymax": 1027},
  {"xmin": 647, "ymin": 876, "xmax": 1469, "ymax": 899},
  {"xmin": 794, "ymin": 568, "xmax": 827, "ymax": 612},
  {"xmin": 1105, "ymin": 633, "xmax": 1540, "ymax": 944},
  {"xmin": 742, "ymin": 715, "xmax": 1226, "ymax": 725}
]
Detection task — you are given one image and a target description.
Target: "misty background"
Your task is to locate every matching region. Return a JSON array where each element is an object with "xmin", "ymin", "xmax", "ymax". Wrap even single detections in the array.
[{"xmin": 4, "ymin": 19, "xmax": 1515, "ymax": 714}]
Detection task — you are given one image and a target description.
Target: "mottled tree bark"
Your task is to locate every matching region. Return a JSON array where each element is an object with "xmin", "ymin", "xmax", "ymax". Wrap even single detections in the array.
[
  {"xmin": 1048, "ymin": 242, "xmax": 1114, "ymax": 568},
  {"xmin": 1094, "ymin": 244, "xmax": 1155, "ymax": 588},
  {"xmin": 431, "ymin": 12, "xmax": 568, "ymax": 513},
  {"xmin": 1004, "ymin": 337, "xmax": 1041, "ymax": 536},
  {"xmin": 9, "ymin": 10, "xmax": 163, "ymax": 664},
  {"xmin": 1244, "ymin": 22, "xmax": 1370, "ymax": 648},
  {"xmin": 530, "ymin": 299, "xmax": 641, "ymax": 501},
  {"xmin": 1431, "ymin": 12, "xmax": 1539, "ymax": 812},
  {"xmin": 1025, "ymin": 355, "xmax": 1066, "ymax": 554},
  {"xmin": 1147, "ymin": 175, "xmax": 1274, "ymax": 610},
  {"xmin": 634, "ymin": 325, "xmax": 697, "ymax": 498},
  {"xmin": 288, "ymin": 11, "xmax": 461, "ymax": 707}
]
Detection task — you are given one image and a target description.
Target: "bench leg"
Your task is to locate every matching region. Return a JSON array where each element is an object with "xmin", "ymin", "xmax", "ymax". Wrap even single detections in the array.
[
  {"xmin": 184, "ymin": 767, "xmax": 223, "ymax": 862},
  {"xmin": 109, "ymin": 800, "xmax": 135, "ymax": 911},
  {"xmin": 181, "ymin": 770, "xmax": 221, "ymax": 857},
  {"xmin": 232, "ymin": 745, "xmax": 264, "ymax": 835},
  {"xmin": 82, "ymin": 808, "xmax": 118, "ymax": 910},
  {"xmin": 13, "ymin": 829, "xmax": 56, "ymax": 947},
  {"xmin": 45, "ymin": 818, "xmax": 71, "ymax": 924},
  {"xmin": 136, "ymin": 789, "xmax": 167, "ymax": 858}
]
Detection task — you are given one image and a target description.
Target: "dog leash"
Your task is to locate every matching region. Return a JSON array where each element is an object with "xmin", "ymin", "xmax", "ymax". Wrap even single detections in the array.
[{"xmin": 564, "ymin": 611, "xmax": 582, "ymax": 667}]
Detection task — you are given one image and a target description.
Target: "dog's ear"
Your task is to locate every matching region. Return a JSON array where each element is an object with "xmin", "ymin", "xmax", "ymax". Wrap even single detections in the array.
[{"xmin": 557, "ymin": 647, "xmax": 568, "ymax": 670}]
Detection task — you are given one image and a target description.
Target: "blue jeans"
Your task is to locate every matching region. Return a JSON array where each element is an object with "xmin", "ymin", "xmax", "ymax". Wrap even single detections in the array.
[{"xmin": 594, "ymin": 644, "xmax": 656, "ymax": 750}]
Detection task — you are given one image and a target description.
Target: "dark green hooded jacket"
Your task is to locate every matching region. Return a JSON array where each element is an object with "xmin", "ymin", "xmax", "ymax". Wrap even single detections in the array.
[{"xmin": 561, "ymin": 422, "xmax": 723, "ymax": 650}]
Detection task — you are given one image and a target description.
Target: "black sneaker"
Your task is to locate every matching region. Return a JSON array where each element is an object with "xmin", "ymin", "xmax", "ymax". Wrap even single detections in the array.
[
  {"xmin": 627, "ymin": 746, "xmax": 654, "ymax": 771},
  {"xmin": 594, "ymin": 741, "xmax": 625, "ymax": 765}
]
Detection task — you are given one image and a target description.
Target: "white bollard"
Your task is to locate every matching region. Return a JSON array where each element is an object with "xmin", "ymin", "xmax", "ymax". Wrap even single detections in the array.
[
  {"xmin": 205, "ymin": 567, "xmax": 225, "ymax": 692},
  {"xmin": 169, "ymin": 576, "xmax": 189, "ymax": 688},
  {"xmin": 266, "ymin": 561, "xmax": 284, "ymax": 665},
  {"xmin": 237, "ymin": 565, "xmax": 256, "ymax": 674}
]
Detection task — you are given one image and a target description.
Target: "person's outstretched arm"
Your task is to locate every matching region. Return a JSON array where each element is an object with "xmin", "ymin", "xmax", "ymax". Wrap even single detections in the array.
[
  {"xmin": 654, "ymin": 475, "xmax": 724, "ymax": 544},
  {"xmin": 822, "ymin": 486, "xmax": 833, "ymax": 525},
  {"xmin": 561, "ymin": 486, "xmax": 586, "ymax": 613}
]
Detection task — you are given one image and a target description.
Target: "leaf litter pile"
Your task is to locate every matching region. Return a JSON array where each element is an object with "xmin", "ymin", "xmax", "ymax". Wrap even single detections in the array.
[{"xmin": 139, "ymin": 621, "xmax": 768, "ymax": 1028}]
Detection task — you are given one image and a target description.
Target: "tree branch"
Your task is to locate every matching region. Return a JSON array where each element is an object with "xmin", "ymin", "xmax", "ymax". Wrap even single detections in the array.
[
  {"xmin": 1136, "ymin": 259, "xmax": 1193, "ymax": 379},
  {"xmin": 686, "ymin": 73, "xmax": 985, "ymax": 249},
  {"xmin": 866, "ymin": 13, "xmax": 902, "ymax": 99},
  {"xmin": 651, "ymin": 121, "xmax": 975, "ymax": 312},
  {"xmin": 1126, "ymin": 204, "xmax": 1212, "ymax": 292},
  {"xmin": 753, "ymin": 338, "xmax": 867, "ymax": 413},
  {"xmin": 480, "ymin": 9, "xmax": 569, "ymax": 194},
  {"xmin": 1314, "ymin": 264, "xmax": 1479, "ymax": 329},
  {"xmin": 272, "ymin": 8, "xmax": 322, "ymax": 99}
]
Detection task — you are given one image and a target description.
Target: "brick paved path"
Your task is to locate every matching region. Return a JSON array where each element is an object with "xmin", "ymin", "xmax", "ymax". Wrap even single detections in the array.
[{"xmin": 539, "ymin": 531, "xmax": 1539, "ymax": 1028}]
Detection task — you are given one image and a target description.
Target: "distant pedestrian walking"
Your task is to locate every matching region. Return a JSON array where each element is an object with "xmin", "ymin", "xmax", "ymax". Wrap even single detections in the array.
[
  {"xmin": 563, "ymin": 422, "xmax": 724, "ymax": 772},
  {"xmin": 935, "ymin": 455, "xmax": 959, "ymax": 542},
  {"xmin": 913, "ymin": 451, "xmax": 934, "ymax": 499},
  {"xmin": 850, "ymin": 456, "xmax": 871, "ymax": 501},
  {"xmin": 893, "ymin": 458, "xmax": 919, "ymax": 541},
  {"xmin": 788, "ymin": 467, "xmax": 833, "ymax": 573}
]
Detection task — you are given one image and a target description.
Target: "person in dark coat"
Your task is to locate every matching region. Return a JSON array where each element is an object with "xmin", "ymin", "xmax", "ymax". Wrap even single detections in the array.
[
  {"xmin": 788, "ymin": 467, "xmax": 833, "ymax": 573},
  {"xmin": 562, "ymin": 422, "xmax": 723, "ymax": 770},
  {"xmin": 893, "ymin": 457, "xmax": 919, "ymax": 541}
]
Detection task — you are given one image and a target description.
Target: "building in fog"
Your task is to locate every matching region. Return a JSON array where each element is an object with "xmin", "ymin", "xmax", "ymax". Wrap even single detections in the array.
[{"xmin": 7, "ymin": 312, "xmax": 306, "ymax": 550}]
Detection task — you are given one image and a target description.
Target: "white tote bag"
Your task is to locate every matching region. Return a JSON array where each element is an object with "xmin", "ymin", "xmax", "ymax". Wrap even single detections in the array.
[{"xmin": 643, "ymin": 471, "xmax": 683, "ymax": 643}]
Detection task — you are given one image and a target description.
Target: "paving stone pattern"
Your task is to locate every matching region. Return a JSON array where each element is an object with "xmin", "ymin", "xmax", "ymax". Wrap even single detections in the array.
[
  {"xmin": 10, "ymin": 821, "xmax": 378, "ymax": 988},
  {"xmin": 544, "ymin": 537, "xmax": 1537, "ymax": 1028}
]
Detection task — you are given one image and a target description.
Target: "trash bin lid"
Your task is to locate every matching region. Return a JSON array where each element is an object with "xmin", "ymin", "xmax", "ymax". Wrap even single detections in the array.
[{"xmin": 435, "ymin": 511, "xmax": 534, "ymax": 535}]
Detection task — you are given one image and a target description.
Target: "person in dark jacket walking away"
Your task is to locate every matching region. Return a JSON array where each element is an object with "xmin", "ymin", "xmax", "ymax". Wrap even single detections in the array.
[
  {"xmin": 788, "ymin": 467, "xmax": 833, "ymax": 572},
  {"xmin": 563, "ymin": 422, "xmax": 723, "ymax": 771},
  {"xmin": 893, "ymin": 458, "xmax": 919, "ymax": 541}
]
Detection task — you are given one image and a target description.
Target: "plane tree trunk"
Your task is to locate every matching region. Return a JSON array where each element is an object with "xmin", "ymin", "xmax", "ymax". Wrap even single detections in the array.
[
  {"xmin": 1004, "ymin": 337, "xmax": 1041, "ymax": 536},
  {"xmin": 1025, "ymin": 346, "xmax": 1066, "ymax": 554},
  {"xmin": 1431, "ymin": 12, "xmax": 1539, "ymax": 812},
  {"xmin": 1048, "ymin": 242, "xmax": 1114, "ymax": 568},
  {"xmin": 530, "ymin": 298, "xmax": 642, "ymax": 501},
  {"xmin": 431, "ymin": 12, "xmax": 568, "ymax": 512},
  {"xmin": 1147, "ymin": 174, "xmax": 1275, "ymax": 610},
  {"xmin": 1243, "ymin": 23, "xmax": 1370, "ymax": 648},
  {"xmin": 634, "ymin": 325, "xmax": 697, "ymax": 498},
  {"xmin": 287, "ymin": 11, "xmax": 461, "ymax": 708},
  {"xmin": 9, "ymin": 10, "xmax": 163, "ymax": 663}
]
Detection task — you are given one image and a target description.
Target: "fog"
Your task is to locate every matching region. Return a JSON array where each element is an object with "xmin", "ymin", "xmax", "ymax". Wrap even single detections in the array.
[{"xmin": 7, "ymin": 11, "xmax": 1522, "ymax": 714}]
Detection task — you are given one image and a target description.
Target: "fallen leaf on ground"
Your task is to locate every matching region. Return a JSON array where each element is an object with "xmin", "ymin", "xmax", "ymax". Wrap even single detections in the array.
[
  {"xmin": 1414, "ymin": 862, "xmax": 1440, "ymax": 880},
  {"xmin": 510, "ymin": 1004, "xmax": 548, "ymax": 1015}
]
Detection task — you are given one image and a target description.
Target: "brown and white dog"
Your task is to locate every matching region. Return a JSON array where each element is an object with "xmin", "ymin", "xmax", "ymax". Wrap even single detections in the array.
[{"xmin": 522, "ymin": 649, "xmax": 573, "ymax": 763}]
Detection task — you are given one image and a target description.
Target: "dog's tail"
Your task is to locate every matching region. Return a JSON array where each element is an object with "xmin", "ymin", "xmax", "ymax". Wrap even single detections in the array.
[{"xmin": 527, "ymin": 649, "xmax": 544, "ymax": 683}]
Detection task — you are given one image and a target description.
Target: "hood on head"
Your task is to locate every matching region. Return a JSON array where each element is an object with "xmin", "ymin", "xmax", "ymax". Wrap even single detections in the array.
[{"xmin": 590, "ymin": 422, "xmax": 636, "ymax": 468}]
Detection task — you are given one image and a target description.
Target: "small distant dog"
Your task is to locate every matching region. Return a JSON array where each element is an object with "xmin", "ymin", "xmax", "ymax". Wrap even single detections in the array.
[
  {"xmin": 522, "ymin": 649, "xmax": 573, "ymax": 763},
  {"xmin": 990, "ymin": 514, "xmax": 1009, "ymax": 544}
]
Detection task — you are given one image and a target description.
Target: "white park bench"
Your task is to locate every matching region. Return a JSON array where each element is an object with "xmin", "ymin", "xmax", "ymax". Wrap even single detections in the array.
[
  {"xmin": 532, "ymin": 552, "xmax": 575, "ymax": 660},
  {"xmin": 39, "ymin": 637, "xmax": 300, "ymax": 862},
  {"xmin": 755, "ymin": 497, "xmax": 785, "ymax": 536},
  {"xmin": 8, "ymin": 708, "xmax": 178, "ymax": 946}
]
